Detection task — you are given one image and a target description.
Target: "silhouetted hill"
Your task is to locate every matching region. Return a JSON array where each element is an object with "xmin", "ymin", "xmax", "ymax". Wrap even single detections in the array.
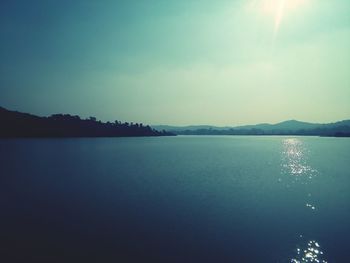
[
  {"xmin": 235, "ymin": 120, "xmax": 321, "ymax": 131},
  {"xmin": 153, "ymin": 119, "xmax": 350, "ymax": 137},
  {"xmin": 152, "ymin": 125, "xmax": 232, "ymax": 132},
  {"xmin": 0, "ymin": 106, "xmax": 174, "ymax": 138}
]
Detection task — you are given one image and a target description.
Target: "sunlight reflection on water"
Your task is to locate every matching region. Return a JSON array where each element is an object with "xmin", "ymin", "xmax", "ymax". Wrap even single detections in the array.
[
  {"xmin": 281, "ymin": 138, "xmax": 328, "ymax": 263},
  {"xmin": 290, "ymin": 240, "xmax": 327, "ymax": 263},
  {"xmin": 281, "ymin": 138, "xmax": 318, "ymax": 182},
  {"xmin": 281, "ymin": 138, "xmax": 319, "ymax": 210}
]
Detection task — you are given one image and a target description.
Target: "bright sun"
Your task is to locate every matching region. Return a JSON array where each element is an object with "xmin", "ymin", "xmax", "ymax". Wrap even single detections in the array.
[{"xmin": 253, "ymin": 0, "xmax": 307, "ymax": 35}]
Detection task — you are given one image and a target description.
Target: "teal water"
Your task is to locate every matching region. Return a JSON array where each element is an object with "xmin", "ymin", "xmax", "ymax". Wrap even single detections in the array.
[{"xmin": 0, "ymin": 136, "xmax": 349, "ymax": 262}]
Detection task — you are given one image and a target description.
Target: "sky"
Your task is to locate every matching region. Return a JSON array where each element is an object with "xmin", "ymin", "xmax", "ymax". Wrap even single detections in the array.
[{"xmin": 1, "ymin": 0, "xmax": 349, "ymax": 126}]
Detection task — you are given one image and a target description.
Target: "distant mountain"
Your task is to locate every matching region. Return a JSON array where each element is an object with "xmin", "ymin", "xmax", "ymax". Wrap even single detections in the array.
[
  {"xmin": 153, "ymin": 119, "xmax": 350, "ymax": 137},
  {"xmin": 235, "ymin": 120, "xmax": 321, "ymax": 132},
  {"xmin": 152, "ymin": 120, "xmax": 320, "ymax": 132},
  {"xmin": 152, "ymin": 125, "xmax": 231, "ymax": 132},
  {"xmin": 0, "ymin": 106, "xmax": 174, "ymax": 138}
]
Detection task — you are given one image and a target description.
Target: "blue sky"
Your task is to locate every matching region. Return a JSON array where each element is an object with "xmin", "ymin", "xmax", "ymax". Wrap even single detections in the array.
[{"xmin": 1, "ymin": 0, "xmax": 349, "ymax": 125}]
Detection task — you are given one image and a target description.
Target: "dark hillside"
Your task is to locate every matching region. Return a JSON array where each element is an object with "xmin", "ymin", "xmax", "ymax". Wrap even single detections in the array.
[{"xmin": 0, "ymin": 107, "xmax": 174, "ymax": 138}]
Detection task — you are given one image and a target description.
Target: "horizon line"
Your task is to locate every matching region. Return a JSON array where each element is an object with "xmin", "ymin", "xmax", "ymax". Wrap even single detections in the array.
[{"xmin": 2, "ymin": 105, "xmax": 349, "ymax": 128}]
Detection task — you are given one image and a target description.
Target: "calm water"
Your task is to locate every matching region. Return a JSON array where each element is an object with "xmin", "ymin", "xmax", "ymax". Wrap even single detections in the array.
[{"xmin": 0, "ymin": 136, "xmax": 349, "ymax": 262}]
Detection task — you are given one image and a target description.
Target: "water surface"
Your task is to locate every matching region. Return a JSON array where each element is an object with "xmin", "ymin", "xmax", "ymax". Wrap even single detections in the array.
[{"xmin": 1, "ymin": 136, "xmax": 349, "ymax": 262}]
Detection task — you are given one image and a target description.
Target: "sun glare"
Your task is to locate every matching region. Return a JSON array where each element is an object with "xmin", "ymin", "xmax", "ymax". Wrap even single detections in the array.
[
  {"xmin": 264, "ymin": 0, "xmax": 306, "ymax": 33},
  {"xmin": 261, "ymin": 0, "xmax": 305, "ymax": 14},
  {"xmin": 250, "ymin": 0, "xmax": 307, "ymax": 36}
]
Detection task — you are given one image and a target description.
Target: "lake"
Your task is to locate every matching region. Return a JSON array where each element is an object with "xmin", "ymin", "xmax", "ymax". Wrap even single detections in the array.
[{"xmin": 1, "ymin": 136, "xmax": 349, "ymax": 262}]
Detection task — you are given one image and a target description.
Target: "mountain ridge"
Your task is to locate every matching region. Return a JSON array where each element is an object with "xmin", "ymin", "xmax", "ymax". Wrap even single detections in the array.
[
  {"xmin": 1, "ymin": 105, "xmax": 349, "ymax": 137},
  {"xmin": 152, "ymin": 119, "xmax": 350, "ymax": 136},
  {"xmin": 153, "ymin": 119, "xmax": 350, "ymax": 131}
]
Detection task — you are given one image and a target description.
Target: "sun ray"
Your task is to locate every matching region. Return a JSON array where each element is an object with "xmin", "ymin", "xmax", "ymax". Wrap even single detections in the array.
[
  {"xmin": 274, "ymin": 0, "xmax": 286, "ymax": 37},
  {"xmin": 249, "ymin": 0, "xmax": 308, "ymax": 47},
  {"xmin": 251, "ymin": 0, "xmax": 307, "ymax": 38}
]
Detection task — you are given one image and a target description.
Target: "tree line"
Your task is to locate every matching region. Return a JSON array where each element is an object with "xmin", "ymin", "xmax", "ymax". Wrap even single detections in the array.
[
  {"xmin": 175, "ymin": 127, "xmax": 350, "ymax": 137},
  {"xmin": 0, "ymin": 107, "xmax": 174, "ymax": 137}
]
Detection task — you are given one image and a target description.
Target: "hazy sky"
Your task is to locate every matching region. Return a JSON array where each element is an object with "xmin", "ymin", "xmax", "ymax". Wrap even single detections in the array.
[{"xmin": 1, "ymin": 0, "xmax": 349, "ymax": 125}]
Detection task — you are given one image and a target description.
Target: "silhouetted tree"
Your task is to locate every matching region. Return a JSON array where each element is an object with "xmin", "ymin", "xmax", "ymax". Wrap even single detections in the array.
[{"xmin": 0, "ymin": 107, "xmax": 175, "ymax": 138}]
